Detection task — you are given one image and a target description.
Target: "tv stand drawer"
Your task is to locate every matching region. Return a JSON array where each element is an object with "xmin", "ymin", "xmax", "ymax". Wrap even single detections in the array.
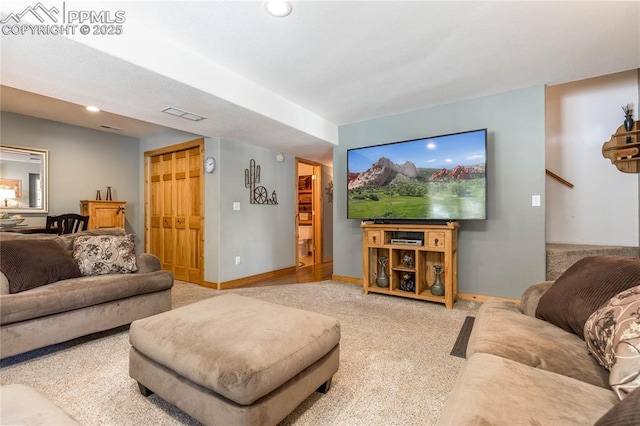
[
  {"xmin": 427, "ymin": 232, "xmax": 446, "ymax": 249},
  {"xmin": 367, "ymin": 230, "xmax": 382, "ymax": 246}
]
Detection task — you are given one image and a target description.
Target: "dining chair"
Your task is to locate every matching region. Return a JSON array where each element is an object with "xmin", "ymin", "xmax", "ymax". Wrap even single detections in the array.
[{"xmin": 45, "ymin": 214, "xmax": 89, "ymax": 235}]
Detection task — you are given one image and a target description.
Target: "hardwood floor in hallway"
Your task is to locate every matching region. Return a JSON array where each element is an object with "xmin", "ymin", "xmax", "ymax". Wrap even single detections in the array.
[{"xmin": 233, "ymin": 261, "xmax": 334, "ymax": 288}]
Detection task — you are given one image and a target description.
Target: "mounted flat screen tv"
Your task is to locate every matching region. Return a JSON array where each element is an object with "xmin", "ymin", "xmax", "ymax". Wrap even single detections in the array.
[{"xmin": 347, "ymin": 129, "xmax": 487, "ymax": 222}]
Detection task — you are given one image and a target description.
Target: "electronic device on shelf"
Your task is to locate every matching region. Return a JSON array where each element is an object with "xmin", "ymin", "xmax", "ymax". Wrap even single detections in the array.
[
  {"xmin": 347, "ymin": 129, "xmax": 487, "ymax": 222},
  {"xmin": 390, "ymin": 238, "xmax": 423, "ymax": 246}
]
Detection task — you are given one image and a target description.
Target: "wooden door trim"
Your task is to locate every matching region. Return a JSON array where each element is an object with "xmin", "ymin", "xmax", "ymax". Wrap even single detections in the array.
[
  {"xmin": 311, "ymin": 163, "xmax": 322, "ymax": 265},
  {"xmin": 295, "ymin": 158, "xmax": 323, "ymax": 267},
  {"xmin": 144, "ymin": 138, "xmax": 204, "ymax": 157}
]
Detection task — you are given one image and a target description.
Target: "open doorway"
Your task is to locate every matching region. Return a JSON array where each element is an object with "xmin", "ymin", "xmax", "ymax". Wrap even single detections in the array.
[{"xmin": 296, "ymin": 159, "xmax": 323, "ymax": 269}]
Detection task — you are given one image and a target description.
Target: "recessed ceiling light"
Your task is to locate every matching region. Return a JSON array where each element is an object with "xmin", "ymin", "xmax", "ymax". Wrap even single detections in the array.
[
  {"xmin": 86, "ymin": 106, "xmax": 100, "ymax": 112},
  {"xmin": 161, "ymin": 107, "xmax": 206, "ymax": 122},
  {"xmin": 264, "ymin": 0, "xmax": 292, "ymax": 17}
]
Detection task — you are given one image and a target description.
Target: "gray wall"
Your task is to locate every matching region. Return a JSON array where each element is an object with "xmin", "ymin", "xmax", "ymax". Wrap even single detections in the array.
[
  {"xmin": 218, "ymin": 139, "xmax": 295, "ymax": 282},
  {"xmin": 334, "ymin": 86, "xmax": 547, "ymax": 299},
  {"xmin": 204, "ymin": 137, "xmax": 221, "ymax": 282},
  {"xmin": 322, "ymin": 164, "xmax": 334, "ymax": 262},
  {"xmin": 1, "ymin": 112, "xmax": 141, "ymax": 241}
]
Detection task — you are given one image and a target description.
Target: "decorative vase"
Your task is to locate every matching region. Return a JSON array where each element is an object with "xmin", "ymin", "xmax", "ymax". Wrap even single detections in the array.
[
  {"xmin": 106, "ymin": 186, "xmax": 112, "ymax": 201},
  {"xmin": 376, "ymin": 256, "xmax": 389, "ymax": 288},
  {"xmin": 430, "ymin": 265, "xmax": 445, "ymax": 296},
  {"xmin": 95, "ymin": 190, "xmax": 101, "ymax": 200},
  {"xmin": 624, "ymin": 115, "xmax": 634, "ymax": 132}
]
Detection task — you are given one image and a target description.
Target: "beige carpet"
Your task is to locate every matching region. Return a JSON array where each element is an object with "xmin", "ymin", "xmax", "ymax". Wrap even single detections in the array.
[{"xmin": 1, "ymin": 281, "xmax": 480, "ymax": 425}]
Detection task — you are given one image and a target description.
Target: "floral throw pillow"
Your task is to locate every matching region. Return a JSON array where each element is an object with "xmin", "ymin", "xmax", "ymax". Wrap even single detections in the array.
[
  {"xmin": 73, "ymin": 234, "xmax": 138, "ymax": 276},
  {"xmin": 584, "ymin": 285, "xmax": 640, "ymax": 400}
]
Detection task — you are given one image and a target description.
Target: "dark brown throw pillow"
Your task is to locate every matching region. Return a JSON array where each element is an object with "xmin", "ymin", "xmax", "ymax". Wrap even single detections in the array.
[
  {"xmin": 535, "ymin": 256, "xmax": 640, "ymax": 339},
  {"xmin": 594, "ymin": 386, "xmax": 640, "ymax": 426},
  {"xmin": 0, "ymin": 239, "xmax": 81, "ymax": 293}
]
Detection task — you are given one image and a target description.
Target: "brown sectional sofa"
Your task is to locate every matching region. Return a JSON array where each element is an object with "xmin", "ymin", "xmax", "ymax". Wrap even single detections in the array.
[
  {"xmin": 439, "ymin": 256, "xmax": 640, "ymax": 425},
  {"xmin": 0, "ymin": 228, "xmax": 174, "ymax": 359}
]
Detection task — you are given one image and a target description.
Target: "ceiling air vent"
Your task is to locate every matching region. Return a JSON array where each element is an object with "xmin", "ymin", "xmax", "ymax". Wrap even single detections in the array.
[{"xmin": 99, "ymin": 124, "xmax": 123, "ymax": 131}]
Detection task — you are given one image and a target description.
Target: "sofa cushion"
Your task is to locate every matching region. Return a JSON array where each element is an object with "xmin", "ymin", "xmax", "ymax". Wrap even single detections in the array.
[
  {"xmin": 437, "ymin": 353, "xmax": 618, "ymax": 426},
  {"xmin": 73, "ymin": 234, "xmax": 138, "ymax": 276},
  {"xmin": 536, "ymin": 256, "xmax": 640, "ymax": 339},
  {"xmin": 1, "ymin": 273, "xmax": 8, "ymax": 295},
  {"xmin": 0, "ymin": 384, "xmax": 80, "ymax": 425},
  {"xmin": 585, "ymin": 285, "xmax": 640, "ymax": 399},
  {"xmin": 0, "ymin": 239, "xmax": 81, "ymax": 294},
  {"xmin": 467, "ymin": 298, "xmax": 610, "ymax": 388},
  {"xmin": 520, "ymin": 281, "xmax": 554, "ymax": 317},
  {"xmin": 594, "ymin": 386, "xmax": 640, "ymax": 426},
  {"xmin": 0, "ymin": 270, "xmax": 173, "ymax": 325},
  {"xmin": 0, "ymin": 232, "xmax": 62, "ymax": 244},
  {"xmin": 58, "ymin": 227, "xmax": 126, "ymax": 251}
]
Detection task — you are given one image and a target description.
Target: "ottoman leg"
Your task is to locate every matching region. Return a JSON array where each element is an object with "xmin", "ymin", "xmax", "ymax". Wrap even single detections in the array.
[
  {"xmin": 316, "ymin": 377, "xmax": 332, "ymax": 394},
  {"xmin": 138, "ymin": 382, "xmax": 154, "ymax": 397}
]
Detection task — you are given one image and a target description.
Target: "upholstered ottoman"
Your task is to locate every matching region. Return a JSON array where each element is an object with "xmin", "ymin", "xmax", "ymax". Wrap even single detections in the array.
[{"xmin": 129, "ymin": 293, "xmax": 340, "ymax": 426}]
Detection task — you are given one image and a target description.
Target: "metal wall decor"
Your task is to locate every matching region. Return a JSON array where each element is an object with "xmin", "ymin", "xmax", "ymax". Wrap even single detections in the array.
[
  {"xmin": 325, "ymin": 180, "xmax": 333, "ymax": 203},
  {"xmin": 245, "ymin": 159, "xmax": 278, "ymax": 205}
]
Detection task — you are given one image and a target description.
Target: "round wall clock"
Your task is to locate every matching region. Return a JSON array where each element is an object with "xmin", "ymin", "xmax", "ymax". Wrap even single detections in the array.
[{"xmin": 204, "ymin": 156, "xmax": 216, "ymax": 173}]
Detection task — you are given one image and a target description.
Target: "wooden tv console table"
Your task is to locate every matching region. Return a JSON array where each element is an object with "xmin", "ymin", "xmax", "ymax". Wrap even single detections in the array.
[{"xmin": 360, "ymin": 221, "xmax": 458, "ymax": 309}]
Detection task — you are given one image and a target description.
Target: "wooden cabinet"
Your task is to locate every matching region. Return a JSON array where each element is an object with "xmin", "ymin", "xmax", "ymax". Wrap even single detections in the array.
[
  {"xmin": 80, "ymin": 200, "xmax": 126, "ymax": 230},
  {"xmin": 602, "ymin": 121, "xmax": 640, "ymax": 173},
  {"xmin": 361, "ymin": 222, "xmax": 458, "ymax": 309}
]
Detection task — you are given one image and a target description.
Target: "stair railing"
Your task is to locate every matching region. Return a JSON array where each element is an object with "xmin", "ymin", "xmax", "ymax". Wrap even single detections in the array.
[{"xmin": 545, "ymin": 169, "xmax": 574, "ymax": 188}]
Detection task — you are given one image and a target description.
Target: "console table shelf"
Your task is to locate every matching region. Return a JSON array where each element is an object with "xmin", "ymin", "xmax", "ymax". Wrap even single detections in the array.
[{"xmin": 360, "ymin": 221, "xmax": 458, "ymax": 309}]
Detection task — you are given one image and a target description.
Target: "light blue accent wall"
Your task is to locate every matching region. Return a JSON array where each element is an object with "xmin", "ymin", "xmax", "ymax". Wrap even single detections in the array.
[{"xmin": 334, "ymin": 86, "xmax": 547, "ymax": 299}]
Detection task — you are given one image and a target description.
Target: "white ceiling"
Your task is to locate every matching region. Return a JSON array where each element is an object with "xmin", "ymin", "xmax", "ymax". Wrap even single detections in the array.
[{"xmin": 1, "ymin": 1, "xmax": 639, "ymax": 165}]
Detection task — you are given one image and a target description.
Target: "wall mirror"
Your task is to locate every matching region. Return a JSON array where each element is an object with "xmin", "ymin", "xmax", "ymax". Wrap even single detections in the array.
[{"xmin": 0, "ymin": 145, "xmax": 49, "ymax": 213}]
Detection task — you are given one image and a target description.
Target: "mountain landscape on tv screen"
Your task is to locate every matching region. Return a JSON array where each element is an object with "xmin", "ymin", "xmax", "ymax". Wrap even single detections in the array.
[{"xmin": 348, "ymin": 157, "xmax": 486, "ymax": 220}]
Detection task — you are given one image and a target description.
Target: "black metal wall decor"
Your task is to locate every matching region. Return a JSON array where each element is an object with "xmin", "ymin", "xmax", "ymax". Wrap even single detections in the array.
[{"xmin": 245, "ymin": 159, "xmax": 278, "ymax": 205}]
